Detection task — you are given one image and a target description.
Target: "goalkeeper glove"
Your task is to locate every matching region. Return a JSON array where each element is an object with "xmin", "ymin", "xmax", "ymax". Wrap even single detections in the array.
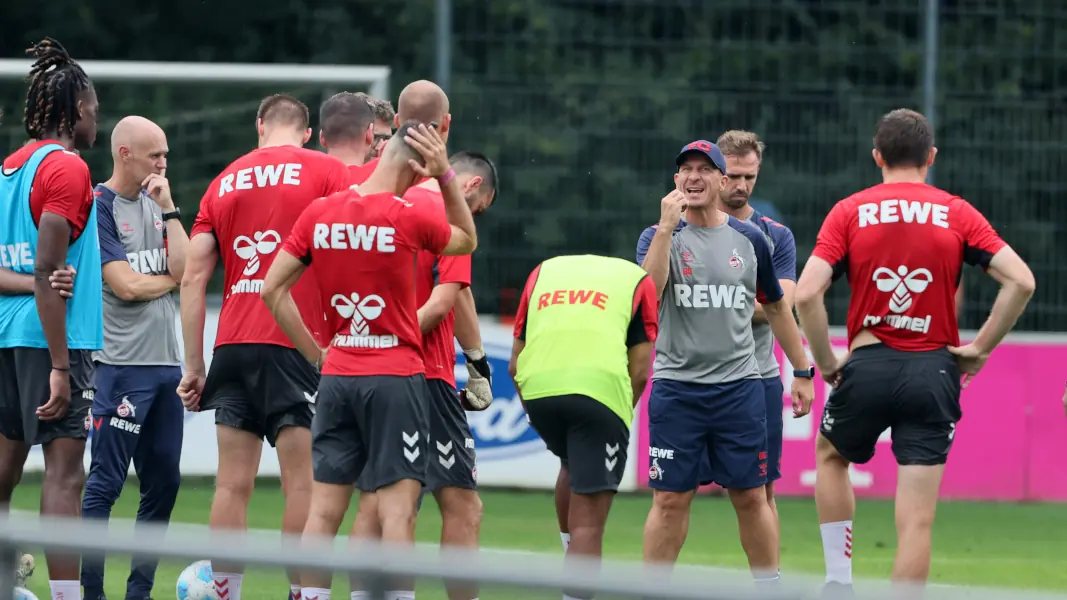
[{"xmin": 460, "ymin": 348, "xmax": 493, "ymax": 411}]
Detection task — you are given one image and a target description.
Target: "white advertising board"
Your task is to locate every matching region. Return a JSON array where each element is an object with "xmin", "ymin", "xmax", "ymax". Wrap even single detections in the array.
[{"xmin": 23, "ymin": 311, "xmax": 640, "ymax": 492}]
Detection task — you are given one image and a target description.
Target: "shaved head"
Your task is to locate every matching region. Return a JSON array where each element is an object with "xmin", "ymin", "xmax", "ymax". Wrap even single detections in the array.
[
  {"xmin": 397, "ymin": 80, "xmax": 450, "ymax": 124},
  {"xmin": 110, "ymin": 115, "xmax": 168, "ymax": 185},
  {"xmin": 111, "ymin": 115, "xmax": 165, "ymax": 158}
]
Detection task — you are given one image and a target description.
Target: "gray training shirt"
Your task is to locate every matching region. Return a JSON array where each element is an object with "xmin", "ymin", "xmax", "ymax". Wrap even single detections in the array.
[
  {"xmin": 747, "ymin": 210, "xmax": 798, "ymax": 379},
  {"xmin": 94, "ymin": 184, "xmax": 181, "ymax": 366},
  {"xmin": 636, "ymin": 216, "xmax": 783, "ymax": 385}
]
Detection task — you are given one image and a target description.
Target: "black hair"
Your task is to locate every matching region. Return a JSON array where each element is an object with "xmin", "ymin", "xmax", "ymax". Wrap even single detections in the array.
[
  {"xmin": 23, "ymin": 37, "xmax": 91, "ymax": 140},
  {"xmin": 319, "ymin": 92, "xmax": 374, "ymax": 145},
  {"xmin": 450, "ymin": 151, "xmax": 499, "ymax": 193}
]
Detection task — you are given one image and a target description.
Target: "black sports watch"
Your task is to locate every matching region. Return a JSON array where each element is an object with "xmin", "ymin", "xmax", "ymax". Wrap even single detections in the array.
[
  {"xmin": 161, "ymin": 208, "xmax": 181, "ymax": 221},
  {"xmin": 793, "ymin": 366, "xmax": 815, "ymax": 379}
]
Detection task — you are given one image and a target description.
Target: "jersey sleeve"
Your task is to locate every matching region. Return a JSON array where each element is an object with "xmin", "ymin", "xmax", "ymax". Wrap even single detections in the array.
[
  {"xmin": 283, "ymin": 200, "xmax": 321, "ymax": 265},
  {"xmin": 810, "ymin": 201, "xmax": 849, "ymax": 275},
  {"xmin": 635, "ymin": 225, "xmax": 657, "ymax": 265},
  {"xmin": 95, "ymin": 193, "xmax": 127, "ymax": 265},
  {"xmin": 625, "ymin": 275, "xmax": 660, "ymax": 347},
  {"xmin": 190, "ymin": 188, "xmax": 216, "ymax": 239},
  {"xmin": 956, "ymin": 199, "xmax": 1007, "ymax": 268},
  {"xmin": 436, "ymin": 254, "xmax": 472, "ymax": 288},
  {"xmin": 731, "ymin": 219, "xmax": 783, "ymax": 304},
  {"xmin": 413, "ymin": 200, "xmax": 452, "ymax": 255},
  {"xmin": 512, "ymin": 263, "xmax": 543, "ymax": 341},
  {"xmin": 769, "ymin": 222, "xmax": 798, "ymax": 282},
  {"xmin": 36, "ymin": 152, "xmax": 92, "ymax": 239}
]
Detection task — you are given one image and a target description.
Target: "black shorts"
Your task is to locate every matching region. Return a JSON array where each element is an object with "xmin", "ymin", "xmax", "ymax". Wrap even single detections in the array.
[
  {"xmin": 819, "ymin": 344, "xmax": 961, "ymax": 466},
  {"xmin": 200, "ymin": 344, "xmax": 318, "ymax": 446},
  {"xmin": 525, "ymin": 394, "xmax": 629, "ymax": 494},
  {"xmin": 0, "ymin": 348, "xmax": 94, "ymax": 445},
  {"xmin": 425, "ymin": 378, "xmax": 477, "ymax": 491},
  {"xmin": 314, "ymin": 374, "xmax": 430, "ymax": 490}
]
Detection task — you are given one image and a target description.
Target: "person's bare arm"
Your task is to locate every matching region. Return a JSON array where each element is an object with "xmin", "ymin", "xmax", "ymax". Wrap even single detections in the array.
[
  {"xmin": 764, "ymin": 298, "xmax": 812, "ymax": 373},
  {"xmin": 103, "ymin": 261, "xmax": 176, "ymax": 302},
  {"xmin": 0, "ymin": 268, "xmax": 33, "ymax": 294},
  {"xmin": 418, "ymin": 282, "xmax": 462, "ymax": 334},
  {"xmin": 508, "ymin": 338, "xmax": 526, "ymax": 402},
  {"xmin": 453, "ymin": 287, "xmax": 483, "ymax": 351},
  {"xmin": 165, "ymin": 218, "xmax": 190, "ymax": 283},
  {"xmin": 34, "ymin": 214, "xmax": 73, "ymax": 368},
  {"xmin": 641, "ymin": 228, "xmax": 675, "ymax": 298},
  {"xmin": 795, "ymin": 257, "xmax": 836, "ymax": 373},
  {"xmin": 262, "ymin": 251, "xmax": 324, "ymax": 366},
  {"xmin": 754, "ymin": 279, "xmax": 796, "ymax": 324},
  {"xmin": 627, "ymin": 342, "xmax": 653, "ymax": 406},
  {"xmin": 971, "ymin": 247, "xmax": 1035, "ymax": 353},
  {"xmin": 179, "ymin": 234, "xmax": 217, "ymax": 376}
]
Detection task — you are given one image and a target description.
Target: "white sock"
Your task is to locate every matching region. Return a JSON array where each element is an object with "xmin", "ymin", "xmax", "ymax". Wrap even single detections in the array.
[
  {"xmin": 560, "ymin": 531, "xmax": 571, "ymax": 552},
  {"xmin": 385, "ymin": 592, "xmax": 415, "ymax": 600},
  {"xmin": 351, "ymin": 593, "xmax": 370, "ymax": 600},
  {"xmin": 48, "ymin": 580, "xmax": 80, "ymax": 600},
  {"xmin": 302, "ymin": 588, "xmax": 329, "ymax": 600},
  {"xmin": 820, "ymin": 520, "xmax": 854, "ymax": 584},
  {"xmin": 214, "ymin": 572, "xmax": 244, "ymax": 600},
  {"xmin": 291, "ymin": 584, "xmax": 303, "ymax": 599},
  {"xmin": 753, "ymin": 570, "xmax": 780, "ymax": 584}
]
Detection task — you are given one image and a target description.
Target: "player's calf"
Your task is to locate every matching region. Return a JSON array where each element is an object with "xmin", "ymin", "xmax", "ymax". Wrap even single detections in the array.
[
  {"xmin": 0, "ymin": 437, "xmax": 29, "ymax": 504},
  {"xmin": 40, "ymin": 437, "xmax": 87, "ymax": 592},
  {"xmin": 555, "ymin": 464, "xmax": 571, "ymax": 551},
  {"xmin": 434, "ymin": 487, "xmax": 482, "ymax": 600},
  {"xmin": 892, "ymin": 464, "xmax": 945, "ymax": 584},
  {"xmin": 276, "ymin": 424, "xmax": 314, "ymax": 595},
  {"xmin": 726, "ymin": 486, "xmax": 779, "ymax": 581}
]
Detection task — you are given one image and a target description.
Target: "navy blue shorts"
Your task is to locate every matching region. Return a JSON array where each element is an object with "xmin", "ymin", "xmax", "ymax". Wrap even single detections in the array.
[
  {"xmin": 762, "ymin": 377, "xmax": 784, "ymax": 483},
  {"xmin": 647, "ymin": 378, "xmax": 768, "ymax": 491}
]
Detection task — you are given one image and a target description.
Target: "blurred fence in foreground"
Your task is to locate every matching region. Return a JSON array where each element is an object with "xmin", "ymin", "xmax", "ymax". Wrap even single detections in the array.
[{"xmin": 2, "ymin": 513, "xmax": 1067, "ymax": 600}]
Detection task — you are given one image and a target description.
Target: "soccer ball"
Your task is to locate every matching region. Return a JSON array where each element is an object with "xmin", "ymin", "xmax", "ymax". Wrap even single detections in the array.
[
  {"xmin": 176, "ymin": 560, "xmax": 219, "ymax": 600},
  {"xmin": 13, "ymin": 587, "xmax": 39, "ymax": 600}
]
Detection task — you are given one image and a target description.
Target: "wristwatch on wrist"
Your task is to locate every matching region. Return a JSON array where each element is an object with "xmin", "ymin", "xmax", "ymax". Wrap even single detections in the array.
[
  {"xmin": 161, "ymin": 208, "xmax": 181, "ymax": 221},
  {"xmin": 793, "ymin": 366, "xmax": 815, "ymax": 379}
]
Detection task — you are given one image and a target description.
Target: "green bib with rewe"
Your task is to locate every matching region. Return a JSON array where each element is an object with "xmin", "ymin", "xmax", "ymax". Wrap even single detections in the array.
[{"xmin": 514, "ymin": 254, "xmax": 648, "ymax": 428}]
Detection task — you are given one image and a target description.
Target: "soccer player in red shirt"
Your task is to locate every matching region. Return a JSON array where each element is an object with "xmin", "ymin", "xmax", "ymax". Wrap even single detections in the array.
[
  {"xmin": 0, "ymin": 38, "xmax": 99, "ymax": 600},
  {"xmin": 795, "ymin": 109, "xmax": 1035, "ymax": 595},
  {"xmin": 177, "ymin": 94, "xmax": 350, "ymax": 600},
  {"xmin": 317, "ymin": 92, "xmax": 376, "ymax": 182},
  {"xmin": 261, "ymin": 121, "xmax": 477, "ymax": 600}
]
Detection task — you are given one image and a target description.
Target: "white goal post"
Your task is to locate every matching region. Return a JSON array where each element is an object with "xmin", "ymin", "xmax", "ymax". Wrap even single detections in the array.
[{"xmin": 0, "ymin": 59, "xmax": 391, "ymax": 100}]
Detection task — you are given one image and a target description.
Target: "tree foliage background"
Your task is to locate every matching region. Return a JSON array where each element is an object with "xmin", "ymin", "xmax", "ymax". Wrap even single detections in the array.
[{"xmin": 1, "ymin": 0, "xmax": 1064, "ymax": 329}]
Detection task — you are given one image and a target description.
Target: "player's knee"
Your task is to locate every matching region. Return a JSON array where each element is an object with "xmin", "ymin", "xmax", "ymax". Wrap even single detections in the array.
[
  {"xmin": 42, "ymin": 461, "xmax": 85, "ymax": 497},
  {"xmin": 214, "ymin": 474, "xmax": 255, "ymax": 505},
  {"xmin": 726, "ymin": 485, "xmax": 766, "ymax": 513},
  {"xmin": 650, "ymin": 489, "xmax": 693, "ymax": 517},
  {"xmin": 0, "ymin": 460, "xmax": 24, "ymax": 495},
  {"xmin": 439, "ymin": 489, "xmax": 482, "ymax": 529}
]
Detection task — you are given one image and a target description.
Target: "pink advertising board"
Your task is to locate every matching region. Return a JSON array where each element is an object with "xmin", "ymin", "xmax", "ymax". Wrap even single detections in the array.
[{"xmin": 634, "ymin": 333, "xmax": 1067, "ymax": 501}]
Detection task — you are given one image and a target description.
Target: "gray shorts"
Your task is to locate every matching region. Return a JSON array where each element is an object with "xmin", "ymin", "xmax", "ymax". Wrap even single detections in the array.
[
  {"xmin": 425, "ymin": 378, "xmax": 477, "ymax": 491},
  {"xmin": 314, "ymin": 374, "xmax": 430, "ymax": 490},
  {"xmin": 0, "ymin": 348, "xmax": 95, "ymax": 445}
]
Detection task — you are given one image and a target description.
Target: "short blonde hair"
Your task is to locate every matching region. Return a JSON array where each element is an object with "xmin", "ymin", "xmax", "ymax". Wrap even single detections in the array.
[{"xmin": 716, "ymin": 130, "xmax": 765, "ymax": 162}]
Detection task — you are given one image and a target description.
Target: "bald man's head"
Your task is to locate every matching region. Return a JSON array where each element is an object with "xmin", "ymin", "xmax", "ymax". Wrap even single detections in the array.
[
  {"xmin": 111, "ymin": 116, "xmax": 168, "ymax": 184},
  {"xmin": 396, "ymin": 80, "xmax": 451, "ymax": 139}
]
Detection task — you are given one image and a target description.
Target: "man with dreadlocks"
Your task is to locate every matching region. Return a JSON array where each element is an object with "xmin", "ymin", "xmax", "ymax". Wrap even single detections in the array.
[{"xmin": 0, "ymin": 37, "xmax": 102, "ymax": 600}]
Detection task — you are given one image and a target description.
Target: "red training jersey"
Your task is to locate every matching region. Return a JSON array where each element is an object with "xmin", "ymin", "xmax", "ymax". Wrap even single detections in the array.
[
  {"xmin": 348, "ymin": 159, "xmax": 378, "ymax": 186},
  {"xmin": 410, "ymin": 186, "xmax": 472, "ymax": 388},
  {"xmin": 191, "ymin": 146, "xmax": 350, "ymax": 348},
  {"xmin": 3, "ymin": 140, "xmax": 93, "ymax": 239},
  {"xmin": 811, "ymin": 182, "xmax": 1006, "ymax": 352},
  {"xmin": 282, "ymin": 189, "xmax": 452, "ymax": 377},
  {"xmin": 512, "ymin": 263, "xmax": 660, "ymax": 346}
]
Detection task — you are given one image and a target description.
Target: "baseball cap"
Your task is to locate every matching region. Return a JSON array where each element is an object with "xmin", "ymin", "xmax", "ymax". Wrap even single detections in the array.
[{"xmin": 675, "ymin": 140, "xmax": 727, "ymax": 174}]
